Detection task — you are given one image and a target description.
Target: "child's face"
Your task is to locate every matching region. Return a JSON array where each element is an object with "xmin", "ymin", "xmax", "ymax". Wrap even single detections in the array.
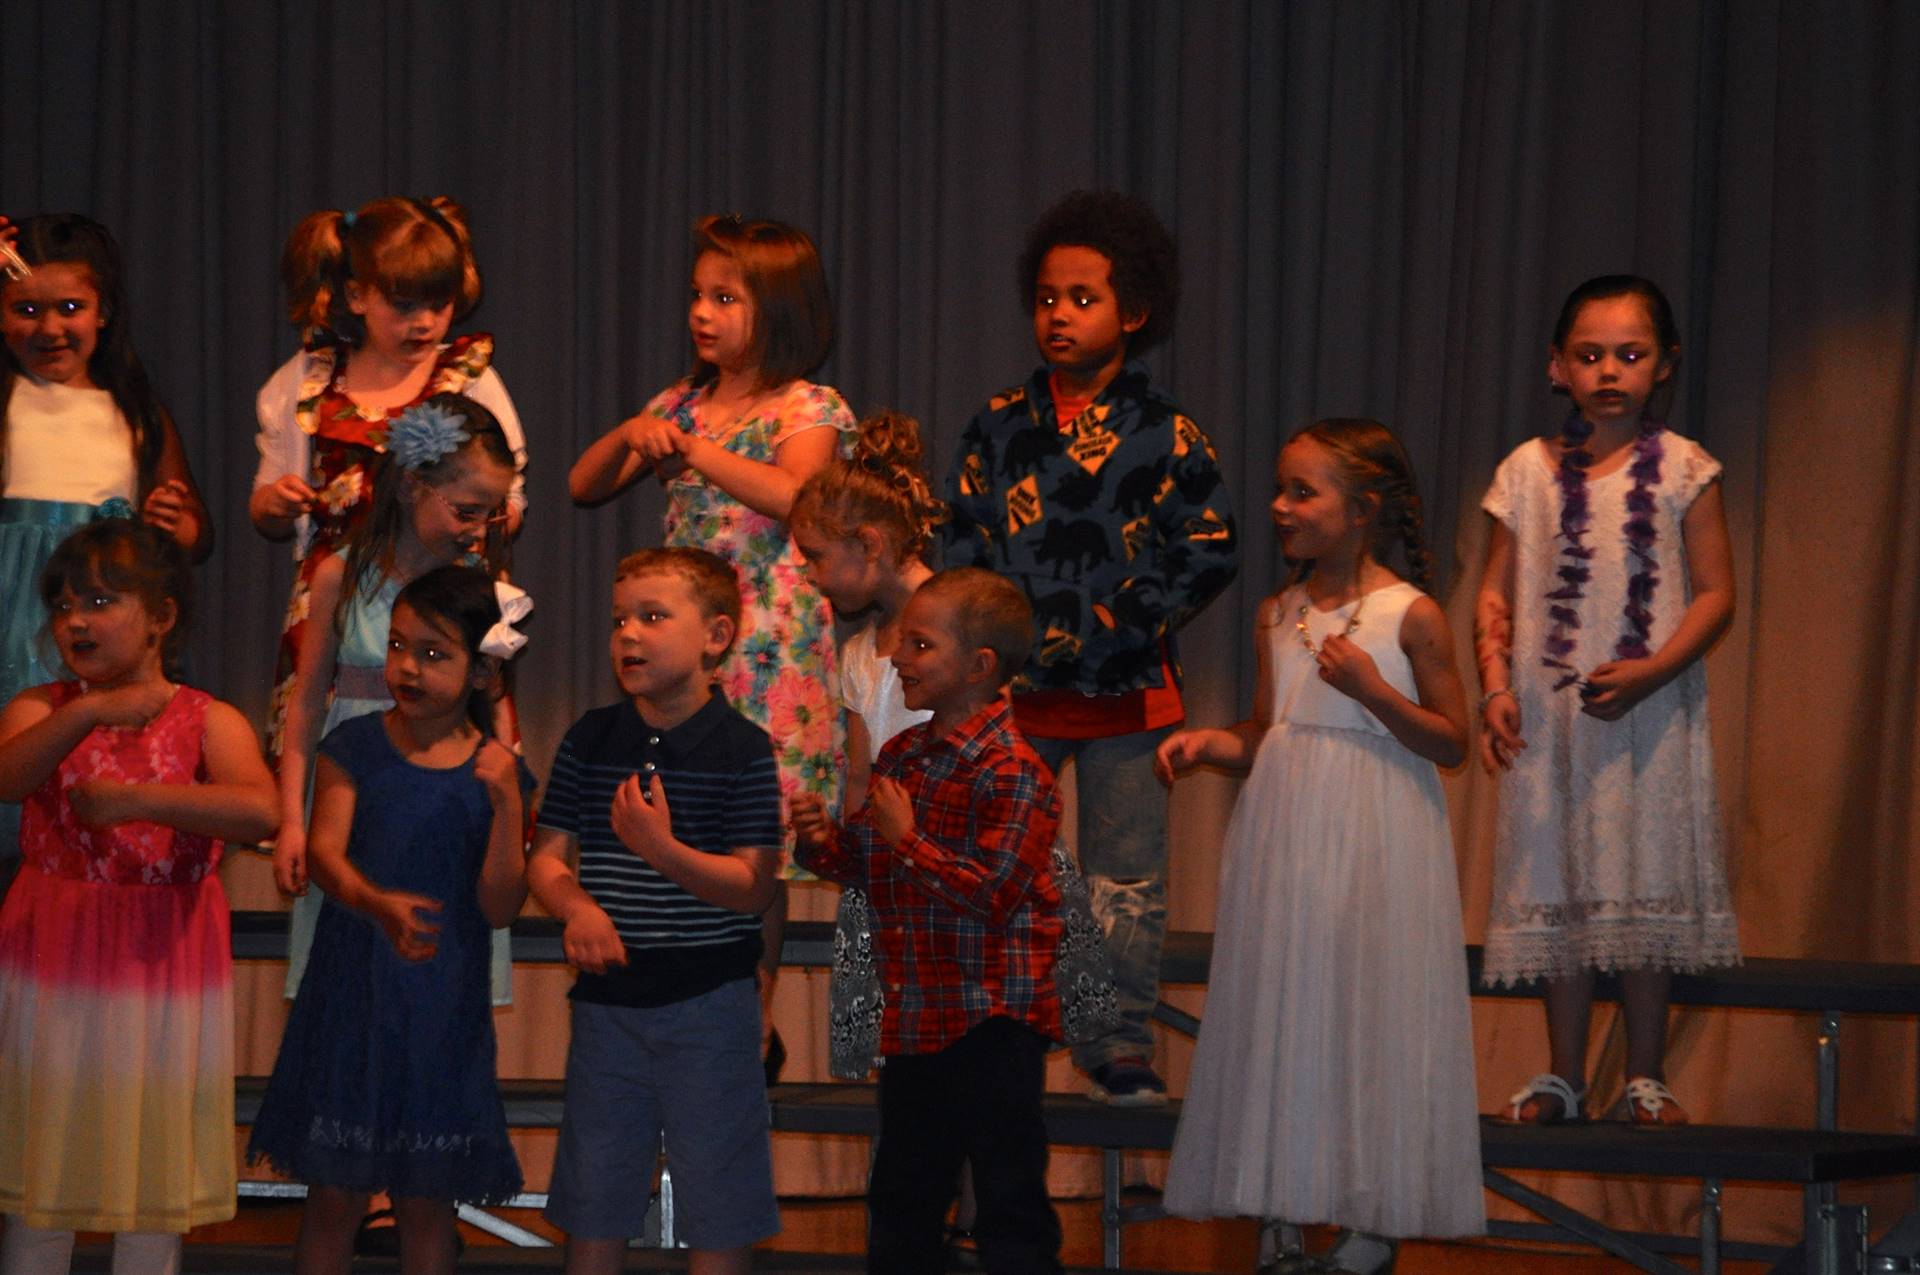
[
  {"xmin": 1031, "ymin": 245, "xmax": 1144, "ymax": 380},
  {"xmin": 49, "ymin": 576, "xmax": 173, "ymax": 688},
  {"xmin": 791, "ymin": 519, "xmax": 883, "ymax": 617},
  {"xmin": 2, "ymin": 262, "xmax": 105, "ymax": 388},
  {"xmin": 1271, "ymin": 437, "xmax": 1365, "ymax": 562},
  {"xmin": 407, "ymin": 451, "xmax": 515, "ymax": 562},
  {"xmin": 385, "ymin": 599, "xmax": 483, "ymax": 722},
  {"xmin": 689, "ymin": 251, "xmax": 757, "ymax": 376},
  {"xmin": 347, "ymin": 281, "xmax": 454, "ymax": 366},
  {"xmin": 609, "ymin": 571, "xmax": 733, "ymax": 703},
  {"xmin": 1549, "ymin": 294, "xmax": 1673, "ymax": 426},
  {"xmin": 891, "ymin": 589, "xmax": 988, "ymax": 716}
]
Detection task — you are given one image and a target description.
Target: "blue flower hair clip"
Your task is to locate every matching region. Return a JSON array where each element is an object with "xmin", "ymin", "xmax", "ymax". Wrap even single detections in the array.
[
  {"xmin": 385, "ymin": 402, "xmax": 469, "ymax": 469},
  {"xmin": 93, "ymin": 497, "xmax": 136, "ymax": 521}
]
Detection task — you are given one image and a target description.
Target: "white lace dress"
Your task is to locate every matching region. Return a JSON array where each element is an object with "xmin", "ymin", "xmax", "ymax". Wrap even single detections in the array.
[
  {"xmin": 1481, "ymin": 434, "xmax": 1738, "ymax": 983},
  {"xmin": 1164, "ymin": 583, "xmax": 1483, "ymax": 1238}
]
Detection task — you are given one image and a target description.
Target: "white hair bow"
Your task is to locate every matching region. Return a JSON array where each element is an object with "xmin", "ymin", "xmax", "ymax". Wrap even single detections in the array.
[{"xmin": 481, "ymin": 580, "xmax": 533, "ymax": 659}]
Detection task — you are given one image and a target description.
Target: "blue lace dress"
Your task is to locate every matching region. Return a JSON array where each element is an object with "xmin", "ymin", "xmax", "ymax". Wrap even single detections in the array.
[{"xmin": 247, "ymin": 713, "xmax": 527, "ymax": 1202}]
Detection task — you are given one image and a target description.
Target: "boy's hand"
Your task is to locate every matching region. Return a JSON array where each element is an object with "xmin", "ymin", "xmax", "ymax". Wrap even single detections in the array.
[
  {"xmin": 867, "ymin": 776, "xmax": 914, "ymax": 847},
  {"xmin": 611, "ymin": 772, "xmax": 673, "ymax": 862},
  {"xmin": 562, "ymin": 902, "xmax": 629, "ymax": 974},
  {"xmin": 272, "ymin": 822, "xmax": 309, "ymax": 896},
  {"xmin": 69, "ymin": 779, "xmax": 136, "ymax": 827},
  {"xmin": 473, "ymin": 740, "xmax": 521, "ymax": 805},
  {"xmin": 789, "ymin": 792, "xmax": 831, "ymax": 850},
  {"xmin": 372, "ymin": 888, "xmax": 443, "ymax": 961}
]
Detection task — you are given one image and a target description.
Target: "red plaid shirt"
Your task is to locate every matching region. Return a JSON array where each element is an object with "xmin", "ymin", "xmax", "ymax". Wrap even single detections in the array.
[{"xmin": 798, "ymin": 698, "xmax": 1063, "ymax": 1055}]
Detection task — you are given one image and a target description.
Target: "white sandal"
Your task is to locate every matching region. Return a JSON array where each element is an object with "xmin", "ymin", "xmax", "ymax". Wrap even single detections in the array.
[
  {"xmin": 1499, "ymin": 1072, "xmax": 1587, "ymax": 1125},
  {"xmin": 1623, "ymin": 1075, "xmax": 1690, "ymax": 1126}
]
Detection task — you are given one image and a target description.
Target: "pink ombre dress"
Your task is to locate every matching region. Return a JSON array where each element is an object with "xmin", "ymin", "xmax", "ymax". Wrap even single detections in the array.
[{"xmin": 0, "ymin": 683, "xmax": 235, "ymax": 1231}]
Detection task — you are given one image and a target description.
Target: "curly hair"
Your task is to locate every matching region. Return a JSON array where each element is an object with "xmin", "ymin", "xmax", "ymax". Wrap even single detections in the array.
[
  {"xmin": 281, "ymin": 195, "xmax": 482, "ymax": 345},
  {"xmin": 1017, "ymin": 191, "xmax": 1179, "ymax": 351},
  {"xmin": 788, "ymin": 411, "xmax": 946, "ymax": 564},
  {"xmin": 1290, "ymin": 418, "xmax": 1433, "ymax": 593}
]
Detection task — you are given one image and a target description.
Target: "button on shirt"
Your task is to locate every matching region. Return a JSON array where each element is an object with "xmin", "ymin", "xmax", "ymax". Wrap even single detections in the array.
[{"xmin": 796, "ymin": 698, "xmax": 1063, "ymax": 1055}]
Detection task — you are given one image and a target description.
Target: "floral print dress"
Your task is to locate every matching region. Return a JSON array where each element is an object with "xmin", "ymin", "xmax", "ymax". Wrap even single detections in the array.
[{"xmin": 644, "ymin": 377, "xmax": 853, "ymax": 868}]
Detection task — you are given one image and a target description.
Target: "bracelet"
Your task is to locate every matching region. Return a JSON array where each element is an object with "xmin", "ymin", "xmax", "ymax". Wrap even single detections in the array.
[{"xmin": 1479, "ymin": 687, "xmax": 1516, "ymax": 711}]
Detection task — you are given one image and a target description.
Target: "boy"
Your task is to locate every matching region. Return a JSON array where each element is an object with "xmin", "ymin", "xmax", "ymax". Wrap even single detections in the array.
[
  {"xmin": 942, "ymin": 191, "xmax": 1238, "ymax": 1104},
  {"xmin": 792, "ymin": 567, "xmax": 1065, "ymax": 1275},
  {"xmin": 528, "ymin": 548, "xmax": 780, "ymax": 1275}
]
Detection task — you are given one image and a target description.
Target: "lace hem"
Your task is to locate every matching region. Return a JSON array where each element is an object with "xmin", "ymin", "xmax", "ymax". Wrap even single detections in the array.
[
  {"xmin": 246, "ymin": 1117, "xmax": 522, "ymax": 1205},
  {"xmin": 1483, "ymin": 915, "xmax": 1740, "ymax": 986}
]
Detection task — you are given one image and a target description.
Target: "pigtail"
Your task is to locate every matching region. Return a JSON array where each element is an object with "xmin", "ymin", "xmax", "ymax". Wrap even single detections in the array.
[
  {"xmin": 792, "ymin": 411, "xmax": 947, "ymax": 564},
  {"xmin": 281, "ymin": 196, "xmax": 483, "ymax": 347},
  {"xmin": 280, "ymin": 209, "xmax": 353, "ymax": 340},
  {"xmin": 1395, "ymin": 492, "xmax": 1434, "ymax": 595},
  {"xmin": 414, "ymin": 196, "xmax": 482, "ymax": 321}
]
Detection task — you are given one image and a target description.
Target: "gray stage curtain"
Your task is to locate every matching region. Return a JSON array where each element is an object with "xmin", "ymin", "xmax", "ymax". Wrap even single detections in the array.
[{"xmin": 5, "ymin": 0, "xmax": 1918, "ymax": 1246}]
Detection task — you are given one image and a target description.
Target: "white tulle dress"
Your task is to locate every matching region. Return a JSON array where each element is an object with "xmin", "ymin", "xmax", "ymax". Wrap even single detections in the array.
[{"xmin": 1164, "ymin": 582, "xmax": 1483, "ymax": 1238}]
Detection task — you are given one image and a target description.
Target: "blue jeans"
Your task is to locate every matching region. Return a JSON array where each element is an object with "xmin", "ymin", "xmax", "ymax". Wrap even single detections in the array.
[{"xmin": 1030, "ymin": 727, "xmax": 1172, "ymax": 1070}]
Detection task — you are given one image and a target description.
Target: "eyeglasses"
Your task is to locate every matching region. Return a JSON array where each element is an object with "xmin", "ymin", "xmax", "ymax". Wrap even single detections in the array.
[{"xmin": 425, "ymin": 484, "xmax": 509, "ymax": 528}]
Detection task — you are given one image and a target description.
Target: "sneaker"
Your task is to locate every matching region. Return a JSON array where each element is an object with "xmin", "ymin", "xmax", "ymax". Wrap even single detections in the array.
[{"xmin": 1088, "ymin": 1056, "xmax": 1168, "ymax": 1107}]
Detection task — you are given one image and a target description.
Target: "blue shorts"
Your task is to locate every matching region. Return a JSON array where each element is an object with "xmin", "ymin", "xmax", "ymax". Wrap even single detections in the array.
[{"xmin": 543, "ymin": 979, "xmax": 779, "ymax": 1249}]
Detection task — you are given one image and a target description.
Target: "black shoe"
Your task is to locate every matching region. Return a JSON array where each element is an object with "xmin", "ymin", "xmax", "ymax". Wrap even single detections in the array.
[{"xmin": 1087, "ymin": 1055, "xmax": 1168, "ymax": 1106}]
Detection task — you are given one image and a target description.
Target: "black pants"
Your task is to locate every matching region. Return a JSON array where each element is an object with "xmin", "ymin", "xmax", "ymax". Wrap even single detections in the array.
[{"xmin": 868, "ymin": 1017, "xmax": 1062, "ymax": 1275}]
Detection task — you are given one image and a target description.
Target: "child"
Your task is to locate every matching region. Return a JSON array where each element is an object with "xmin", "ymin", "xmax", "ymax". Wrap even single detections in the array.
[
  {"xmin": 788, "ymin": 411, "xmax": 940, "ymax": 1079},
  {"xmin": 793, "ymin": 567, "xmax": 1066, "ymax": 1275},
  {"xmin": 1478, "ymin": 275, "xmax": 1737, "ymax": 1126},
  {"xmin": 941, "ymin": 191, "xmax": 1237, "ymax": 1104},
  {"xmin": 1156, "ymin": 420, "xmax": 1482, "ymax": 1270},
  {"xmin": 528, "ymin": 548, "xmax": 782, "ymax": 1275},
  {"xmin": 248, "ymin": 564, "xmax": 533, "ymax": 1274},
  {"xmin": 570, "ymin": 214, "xmax": 853, "ymax": 1072},
  {"xmin": 0, "ymin": 520, "xmax": 277, "ymax": 1273},
  {"xmin": 250, "ymin": 195, "xmax": 529, "ymax": 762},
  {"xmin": 0, "ymin": 213, "xmax": 213, "ymax": 879},
  {"xmin": 272, "ymin": 394, "xmax": 518, "ymax": 1000}
]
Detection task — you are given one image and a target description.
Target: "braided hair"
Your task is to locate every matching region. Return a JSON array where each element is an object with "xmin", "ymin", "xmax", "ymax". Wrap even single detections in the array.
[
  {"xmin": 789, "ymin": 411, "xmax": 946, "ymax": 564},
  {"xmin": 1292, "ymin": 418, "xmax": 1433, "ymax": 593}
]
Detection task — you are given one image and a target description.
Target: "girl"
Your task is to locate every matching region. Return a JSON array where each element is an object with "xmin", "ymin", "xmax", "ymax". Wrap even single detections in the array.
[
  {"xmin": 273, "ymin": 394, "xmax": 518, "ymax": 1001},
  {"xmin": 1478, "ymin": 276, "xmax": 1737, "ymax": 1127},
  {"xmin": 570, "ymin": 214, "xmax": 853, "ymax": 1072},
  {"xmin": 1157, "ymin": 420, "xmax": 1482, "ymax": 1271},
  {"xmin": 0, "ymin": 213, "xmax": 213, "ymax": 875},
  {"xmin": 0, "ymin": 520, "xmax": 277, "ymax": 1274},
  {"xmin": 248, "ymin": 564, "xmax": 532, "ymax": 1275},
  {"xmin": 249, "ymin": 195, "xmax": 528, "ymax": 762}
]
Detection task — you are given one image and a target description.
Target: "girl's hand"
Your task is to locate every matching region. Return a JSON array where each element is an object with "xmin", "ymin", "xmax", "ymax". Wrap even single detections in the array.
[
  {"xmin": 1480, "ymin": 692, "xmax": 1525, "ymax": 773},
  {"xmin": 867, "ymin": 776, "xmax": 914, "ymax": 847},
  {"xmin": 69, "ymin": 779, "xmax": 135, "ymax": 827},
  {"xmin": 562, "ymin": 902, "xmax": 629, "ymax": 974},
  {"xmin": 1154, "ymin": 731, "xmax": 1207, "ymax": 784},
  {"xmin": 1579, "ymin": 658, "xmax": 1664, "ymax": 721},
  {"xmin": 140, "ymin": 479, "xmax": 194, "ymax": 538},
  {"xmin": 372, "ymin": 888, "xmax": 443, "ymax": 961},
  {"xmin": 256, "ymin": 473, "xmax": 317, "ymax": 522},
  {"xmin": 789, "ymin": 792, "xmax": 831, "ymax": 850},
  {"xmin": 273, "ymin": 822, "xmax": 309, "ymax": 896},
  {"xmin": 83, "ymin": 680, "xmax": 176, "ymax": 729},
  {"xmin": 1315, "ymin": 634, "xmax": 1385, "ymax": 701},
  {"xmin": 620, "ymin": 414, "xmax": 686, "ymax": 464},
  {"xmin": 473, "ymin": 740, "xmax": 520, "ymax": 804}
]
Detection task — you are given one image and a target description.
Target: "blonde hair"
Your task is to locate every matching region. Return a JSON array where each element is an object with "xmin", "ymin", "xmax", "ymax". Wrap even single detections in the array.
[
  {"xmin": 789, "ymin": 411, "xmax": 946, "ymax": 563},
  {"xmin": 614, "ymin": 547, "xmax": 744, "ymax": 663},
  {"xmin": 281, "ymin": 196, "xmax": 482, "ymax": 344}
]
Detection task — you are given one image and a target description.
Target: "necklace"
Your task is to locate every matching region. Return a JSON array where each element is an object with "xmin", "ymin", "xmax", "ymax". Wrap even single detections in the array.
[{"xmin": 1296, "ymin": 592, "xmax": 1366, "ymax": 654}]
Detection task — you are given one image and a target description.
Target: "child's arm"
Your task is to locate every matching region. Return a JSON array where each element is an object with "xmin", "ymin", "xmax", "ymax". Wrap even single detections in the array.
[
  {"xmin": 844, "ymin": 712, "xmax": 873, "ymax": 813},
  {"xmin": 1582, "ymin": 481, "xmax": 1736, "ymax": 720},
  {"xmin": 68, "ymin": 701, "xmax": 279, "ymax": 840},
  {"xmin": 568, "ymin": 417, "xmax": 655, "ymax": 506},
  {"xmin": 1097, "ymin": 416, "xmax": 1238, "ymax": 634},
  {"xmin": 867, "ymin": 765, "xmax": 1059, "ymax": 928},
  {"xmin": 305, "ymin": 753, "xmax": 443, "ymax": 962},
  {"xmin": 274, "ymin": 552, "xmax": 349, "ymax": 896},
  {"xmin": 609, "ymin": 773, "xmax": 778, "ymax": 913},
  {"xmin": 938, "ymin": 418, "xmax": 997, "ymax": 568},
  {"xmin": 790, "ymin": 792, "xmax": 863, "ymax": 886},
  {"xmin": 0, "ymin": 681, "xmax": 177, "ymax": 800},
  {"xmin": 525, "ymin": 826, "xmax": 629, "ymax": 973},
  {"xmin": 471, "ymin": 740, "xmax": 531, "ymax": 929},
  {"xmin": 1155, "ymin": 597, "xmax": 1279, "ymax": 781},
  {"xmin": 145, "ymin": 409, "xmax": 213, "ymax": 562},
  {"xmin": 1315, "ymin": 596, "xmax": 1469, "ymax": 767},
  {"xmin": 1475, "ymin": 518, "xmax": 1525, "ymax": 773},
  {"xmin": 674, "ymin": 421, "xmax": 838, "ymax": 520}
]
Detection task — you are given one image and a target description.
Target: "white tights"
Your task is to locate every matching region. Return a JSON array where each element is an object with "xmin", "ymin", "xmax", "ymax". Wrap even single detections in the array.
[{"xmin": 0, "ymin": 1217, "xmax": 181, "ymax": 1275}]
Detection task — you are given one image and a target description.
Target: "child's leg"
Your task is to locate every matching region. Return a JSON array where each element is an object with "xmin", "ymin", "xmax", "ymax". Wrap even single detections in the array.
[
  {"xmin": 0, "ymin": 1217, "xmax": 76, "ymax": 1275},
  {"xmin": 955, "ymin": 1019, "xmax": 1062, "ymax": 1275},
  {"xmin": 1622, "ymin": 967, "xmax": 1674, "ymax": 1079},
  {"xmin": 686, "ymin": 1248, "xmax": 754, "ymax": 1275},
  {"xmin": 392, "ymin": 1197, "xmax": 458, "ymax": 1275},
  {"xmin": 107, "ymin": 1232, "xmax": 181, "ymax": 1275},
  {"xmin": 293, "ymin": 1185, "xmax": 373, "ymax": 1275},
  {"xmin": 1544, "ymin": 971, "xmax": 1598, "ymax": 1088},
  {"xmin": 758, "ymin": 880, "xmax": 788, "ymax": 1079},
  {"xmin": 561, "ymin": 1237, "xmax": 626, "ymax": 1275},
  {"xmin": 869, "ymin": 1047, "xmax": 970, "ymax": 1273}
]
